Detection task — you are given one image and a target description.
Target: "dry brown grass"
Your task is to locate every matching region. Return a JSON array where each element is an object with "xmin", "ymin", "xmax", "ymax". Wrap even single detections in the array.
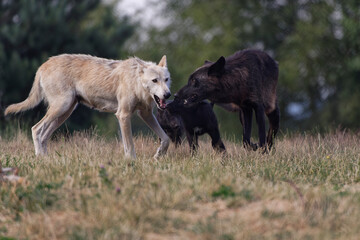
[{"xmin": 1, "ymin": 129, "xmax": 360, "ymax": 239}]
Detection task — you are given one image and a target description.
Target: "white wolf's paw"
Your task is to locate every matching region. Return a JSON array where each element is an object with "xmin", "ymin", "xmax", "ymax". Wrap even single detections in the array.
[
  {"xmin": 153, "ymin": 153, "xmax": 160, "ymax": 160},
  {"xmin": 124, "ymin": 151, "xmax": 136, "ymax": 159}
]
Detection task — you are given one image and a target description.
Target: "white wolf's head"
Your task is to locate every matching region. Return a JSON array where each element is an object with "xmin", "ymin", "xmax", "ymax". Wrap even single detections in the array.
[{"xmin": 137, "ymin": 56, "xmax": 171, "ymax": 110}]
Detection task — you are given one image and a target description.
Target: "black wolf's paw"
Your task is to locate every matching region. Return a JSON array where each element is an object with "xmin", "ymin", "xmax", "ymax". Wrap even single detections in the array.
[
  {"xmin": 250, "ymin": 142, "xmax": 259, "ymax": 151},
  {"xmin": 243, "ymin": 142, "xmax": 259, "ymax": 151}
]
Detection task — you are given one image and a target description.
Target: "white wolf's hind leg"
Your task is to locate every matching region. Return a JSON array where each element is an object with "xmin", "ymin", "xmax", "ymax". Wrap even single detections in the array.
[
  {"xmin": 31, "ymin": 99, "xmax": 77, "ymax": 155},
  {"xmin": 32, "ymin": 116, "xmax": 48, "ymax": 155}
]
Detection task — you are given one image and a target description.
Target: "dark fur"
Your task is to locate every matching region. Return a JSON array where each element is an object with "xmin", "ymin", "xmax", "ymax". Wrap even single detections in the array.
[
  {"xmin": 156, "ymin": 106, "xmax": 183, "ymax": 147},
  {"xmin": 174, "ymin": 49, "xmax": 280, "ymax": 150},
  {"xmin": 157, "ymin": 100, "xmax": 226, "ymax": 152}
]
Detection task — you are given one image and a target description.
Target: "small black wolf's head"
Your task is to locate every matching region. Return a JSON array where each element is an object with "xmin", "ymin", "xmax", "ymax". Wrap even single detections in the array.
[
  {"xmin": 157, "ymin": 99, "xmax": 183, "ymax": 127},
  {"xmin": 156, "ymin": 106, "xmax": 183, "ymax": 145},
  {"xmin": 157, "ymin": 108, "xmax": 181, "ymax": 129},
  {"xmin": 174, "ymin": 56, "xmax": 225, "ymax": 107}
]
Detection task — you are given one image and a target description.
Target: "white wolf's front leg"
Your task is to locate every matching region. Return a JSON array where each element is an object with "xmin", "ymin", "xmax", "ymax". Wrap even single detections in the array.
[
  {"xmin": 116, "ymin": 111, "xmax": 136, "ymax": 158},
  {"xmin": 138, "ymin": 109, "xmax": 170, "ymax": 159}
]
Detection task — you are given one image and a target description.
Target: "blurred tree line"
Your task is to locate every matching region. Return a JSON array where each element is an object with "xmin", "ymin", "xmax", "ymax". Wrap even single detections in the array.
[{"xmin": 1, "ymin": 0, "xmax": 359, "ymax": 140}]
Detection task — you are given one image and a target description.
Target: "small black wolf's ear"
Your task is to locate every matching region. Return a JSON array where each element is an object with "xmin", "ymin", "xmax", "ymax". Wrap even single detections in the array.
[
  {"xmin": 208, "ymin": 56, "xmax": 225, "ymax": 76},
  {"xmin": 204, "ymin": 60, "xmax": 213, "ymax": 64}
]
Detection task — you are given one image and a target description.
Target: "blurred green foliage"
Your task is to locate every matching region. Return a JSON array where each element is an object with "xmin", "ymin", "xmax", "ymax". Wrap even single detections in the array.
[{"xmin": 1, "ymin": 0, "xmax": 359, "ymax": 140}]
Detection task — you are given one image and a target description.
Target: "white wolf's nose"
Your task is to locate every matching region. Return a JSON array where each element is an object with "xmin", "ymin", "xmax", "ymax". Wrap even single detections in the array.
[{"xmin": 164, "ymin": 92, "xmax": 171, "ymax": 99}]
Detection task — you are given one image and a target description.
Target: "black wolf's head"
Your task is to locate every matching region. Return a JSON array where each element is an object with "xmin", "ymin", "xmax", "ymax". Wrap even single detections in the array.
[{"xmin": 174, "ymin": 56, "xmax": 225, "ymax": 107}]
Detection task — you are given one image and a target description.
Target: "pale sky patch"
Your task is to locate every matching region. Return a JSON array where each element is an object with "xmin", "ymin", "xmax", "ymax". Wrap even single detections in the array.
[{"xmin": 116, "ymin": 0, "xmax": 168, "ymax": 28}]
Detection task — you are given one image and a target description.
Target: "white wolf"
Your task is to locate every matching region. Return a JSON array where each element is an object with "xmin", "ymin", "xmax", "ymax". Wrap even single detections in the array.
[{"xmin": 5, "ymin": 54, "xmax": 172, "ymax": 159}]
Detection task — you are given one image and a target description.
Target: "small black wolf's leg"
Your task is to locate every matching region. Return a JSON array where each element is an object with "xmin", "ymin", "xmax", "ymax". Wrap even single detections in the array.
[
  {"xmin": 186, "ymin": 131, "xmax": 197, "ymax": 153},
  {"xmin": 194, "ymin": 134, "xmax": 199, "ymax": 151},
  {"xmin": 175, "ymin": 134, "xmax": 182, "ymax": 148},
  {"xmin": 209, "ymin": 129, "xmax": 226, "ymax": 152}
]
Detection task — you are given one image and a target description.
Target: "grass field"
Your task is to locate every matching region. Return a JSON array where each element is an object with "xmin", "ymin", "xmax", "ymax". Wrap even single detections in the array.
[{"xmin": 0, "ymin": 129, "xmax": 359, "ymax": 240}]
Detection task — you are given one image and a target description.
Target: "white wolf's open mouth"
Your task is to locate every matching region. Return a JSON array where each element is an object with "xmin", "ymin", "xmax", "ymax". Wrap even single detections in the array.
[{"xmin": 154, "ymin": 95, "xmax": 167, "ymax": 109}]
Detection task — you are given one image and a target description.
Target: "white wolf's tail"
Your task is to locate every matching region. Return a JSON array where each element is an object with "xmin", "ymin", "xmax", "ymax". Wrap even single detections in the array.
[{"xmin": 5, "ymin": 72, "xmax": 43, "ymax": 116}]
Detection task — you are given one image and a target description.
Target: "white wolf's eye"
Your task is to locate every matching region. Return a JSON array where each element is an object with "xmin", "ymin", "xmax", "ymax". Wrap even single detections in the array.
[
  {"xmin": 152, "ymin": 78, "xmax": 158, "ymax": 83},
  {"xmin": 165, "ymin": 78, "xmax": 169, "ymax": 82}
]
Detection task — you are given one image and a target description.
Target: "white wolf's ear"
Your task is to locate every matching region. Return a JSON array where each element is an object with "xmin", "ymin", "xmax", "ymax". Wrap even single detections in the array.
[
  {"xmin": 158, "ymin": 55, "xmax": 167, "ymax": 68},
  {"xmin": 134, "ymin": 57, "xmax": 146, "ymax": 74},
  {"xmin": 134, "ymin": 57, "xmax": 146, "ymax": 67}
]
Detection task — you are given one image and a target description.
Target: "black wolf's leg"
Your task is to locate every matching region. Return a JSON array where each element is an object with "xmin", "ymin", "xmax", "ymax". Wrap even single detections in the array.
[
  {"xmin": 266, "ymin": 105, "xmax": 280, "ymax": 150},
  {"xmin": 254, "ymin": 104, "xmax": 266, "ymax": 148},
  {"xmin": 239, "ymin": 108, "xmax": 245, "ymax": 126},
  {"xmin": 241, "ymin": 106, "xmax": 255, "ymax": 149}
]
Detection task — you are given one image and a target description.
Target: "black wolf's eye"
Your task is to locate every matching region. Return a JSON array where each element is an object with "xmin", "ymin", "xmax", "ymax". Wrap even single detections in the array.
[
  {"xmin": 165, "ymin": 78, "xmax": 169, "ymax": 82},
  {"xmin": 191, "ymin": 78, "xmax": 199, "ymax": 87},
  {"xmin": 152, "ymin": 78, "xmax": 158, "ymax": 83}
]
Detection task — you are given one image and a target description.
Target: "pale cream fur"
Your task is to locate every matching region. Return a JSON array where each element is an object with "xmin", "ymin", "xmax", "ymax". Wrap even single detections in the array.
[{"xmin": 5, "ymin": 54, "xmax": 172, "ymax": 159}]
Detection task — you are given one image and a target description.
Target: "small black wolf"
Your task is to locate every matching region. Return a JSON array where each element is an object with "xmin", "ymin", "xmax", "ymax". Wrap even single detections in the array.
[
  {"xmin": 173, "ymin": 49, "xmax": 279, "ymax": 150},
  {"xmin": 157, "ymin": 100, "xmax": 226, "ymax": 152}
]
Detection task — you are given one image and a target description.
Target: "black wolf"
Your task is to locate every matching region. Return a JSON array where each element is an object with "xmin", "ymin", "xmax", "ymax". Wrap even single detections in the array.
[
  {"xmin": 157, "ymin": 100, "xmax": 226, "ymax": 152},
  {"xmin": 173, "ymin": 49, "xmax": 279, "ymax": 150}
]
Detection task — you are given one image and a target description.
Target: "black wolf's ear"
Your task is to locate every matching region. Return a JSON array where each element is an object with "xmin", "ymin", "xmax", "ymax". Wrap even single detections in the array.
[
  {"xmin": 204, "ymin": 60, "xmax": 213, "ymax": 64},
  {"xmin": 208, "ymin": 56, "xmax": 225, "ymax": 76}
]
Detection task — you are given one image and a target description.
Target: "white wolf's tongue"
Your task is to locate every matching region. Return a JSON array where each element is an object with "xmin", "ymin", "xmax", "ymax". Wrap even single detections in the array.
[{"xmin": 160, "ymin": 99, "xmax": 166, "ymax": 108}]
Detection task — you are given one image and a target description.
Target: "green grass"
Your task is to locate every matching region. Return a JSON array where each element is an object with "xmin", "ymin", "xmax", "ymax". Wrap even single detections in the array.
[{"xmin": 0, "ymin": 129, "xmax": 359, "ymax": 239}]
